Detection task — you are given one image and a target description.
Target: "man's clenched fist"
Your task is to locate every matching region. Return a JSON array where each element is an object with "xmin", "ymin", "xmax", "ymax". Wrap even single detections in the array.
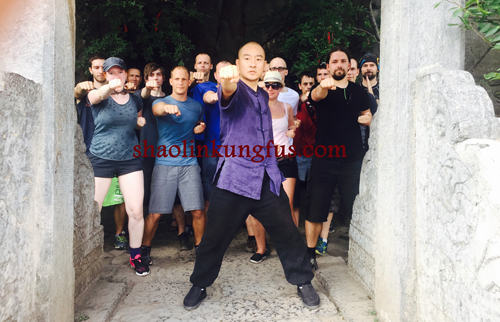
[
  {"xmin": 194, "ymin": 122, "xmax": 206, "ymax": 134},
  {"xmin": 192, "ymin": 72, "xmax": 204, "ymax": 83},
  {"xmin": 146, "ymin": 80, "xmax": 159, "ymax": 91},
  {"xmin": 358, "ymin": 114, "xmax": 372, "ymax": 125},
  {"xmin": 219, "ymin": 65, "xmax": 239, "ymax": 83},
  {"xmin": 164, "ymin": 104, "xmax": 181, "ymax": 116},
  {"xmin": 78, "ymin": 81, "xmax": 94, "ymax": 92},
  {"xmin": 320, "ymin": 78, "xmax": 336, "ymax": 91},
  {"xmin": 125, "ymin": 82, "xmax": 137, "ymax": 91},
  {"xmin": 137, "ymin": 116, "xmax": 146, "ymax": 128}
]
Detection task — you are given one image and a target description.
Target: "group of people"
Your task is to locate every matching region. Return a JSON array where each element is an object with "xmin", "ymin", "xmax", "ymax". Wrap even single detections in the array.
[{"xmin": 74, "ymin": 42, "xmax": 379, "ymax": 310}]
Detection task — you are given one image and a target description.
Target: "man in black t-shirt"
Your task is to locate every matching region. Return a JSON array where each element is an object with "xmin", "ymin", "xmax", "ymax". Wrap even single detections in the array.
[{"xmin": 305, "ymin": 46, "xmax": 372, "ymax": 270}]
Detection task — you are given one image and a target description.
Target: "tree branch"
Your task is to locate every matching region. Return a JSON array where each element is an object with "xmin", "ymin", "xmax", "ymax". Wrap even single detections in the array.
[{"xmin": 369, "ymin": 0, "xmax": 381, "ymax": 41}]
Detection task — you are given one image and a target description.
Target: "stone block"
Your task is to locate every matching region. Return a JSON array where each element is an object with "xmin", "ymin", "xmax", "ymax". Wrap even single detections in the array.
[{"xmin": 75, "ymin": 280, "xmax": 126, "ymax": 322}]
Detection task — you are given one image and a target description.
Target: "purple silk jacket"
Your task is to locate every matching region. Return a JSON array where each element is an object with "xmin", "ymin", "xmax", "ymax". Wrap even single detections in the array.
[{"xmin": 215, "ymin": 80, "xmax": 285, "ymax": 199}]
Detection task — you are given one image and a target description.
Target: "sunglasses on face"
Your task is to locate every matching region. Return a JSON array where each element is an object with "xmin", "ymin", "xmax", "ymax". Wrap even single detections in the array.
[
  {"xmin": 269, "ymin": 67, "xmax": 287, "ymax": 72},
  {"xmin": 264, "ymin": 82, "xmax": 283, "ymax": 90}
]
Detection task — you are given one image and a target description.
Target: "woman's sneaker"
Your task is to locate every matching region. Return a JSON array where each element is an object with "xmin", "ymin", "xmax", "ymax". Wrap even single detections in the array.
[
  {"xmin": 315, "ymin": 238, "xmax": 328, "ymax": 255},
  {"xmin": 130, "ymin": 254, "xmax": 150, "ymax": 276}
]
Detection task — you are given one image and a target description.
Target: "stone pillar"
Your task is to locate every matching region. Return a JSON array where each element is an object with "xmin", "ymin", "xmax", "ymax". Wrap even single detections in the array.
[
  {"xmin": 349, "ymin": 0, "xmax": 465, "ymax": 321},
  {"xmin": 0, "ymin": 0, "xmax": 75, "ymax": 320}
]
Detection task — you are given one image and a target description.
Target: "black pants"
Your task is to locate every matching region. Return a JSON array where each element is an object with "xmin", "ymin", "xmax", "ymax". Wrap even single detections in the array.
[
  {"xmin": 190, "ymin": 172, "xmax": 314, "ymax": 287},
  {"xmin": 306, "ymin": 156, "xmax": 363, "ymax": 224}
]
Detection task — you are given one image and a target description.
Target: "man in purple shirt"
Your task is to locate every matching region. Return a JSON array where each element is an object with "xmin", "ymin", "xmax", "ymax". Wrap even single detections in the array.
[{"xmin": 183, "ymin": 42, "xmax": 319, "ymax": 310}]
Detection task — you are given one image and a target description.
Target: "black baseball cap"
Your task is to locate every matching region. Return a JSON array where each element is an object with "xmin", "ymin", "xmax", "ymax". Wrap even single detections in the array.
[{"xmin": 103, "ymin": 57, "xmax": 127, "ymax": 72}]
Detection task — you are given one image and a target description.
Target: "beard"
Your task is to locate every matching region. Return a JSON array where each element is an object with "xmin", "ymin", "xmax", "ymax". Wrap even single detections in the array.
[
  {"xmin": 332, "ymin": 69, "xmax": 347, "ymax": 81},
  {"xmin": 363, "ymin": 72, "xmax": 377, "ymax": 80}
]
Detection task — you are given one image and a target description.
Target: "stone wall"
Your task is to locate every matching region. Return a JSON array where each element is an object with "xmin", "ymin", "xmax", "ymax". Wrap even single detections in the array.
[
  {"xmin": 413, "ymin": 68, "xmax": 500, "ymax": 321},
  {"xmin": 0, "ymin": 0, "xmax": 101, "ymax": 320},
  {"xmin": 349, "ymin": 0, "xmax": 500, "ymax": 321},
  {"xmin": 73, "ymin": 124, "xmax": 103, "ymax": 299}
]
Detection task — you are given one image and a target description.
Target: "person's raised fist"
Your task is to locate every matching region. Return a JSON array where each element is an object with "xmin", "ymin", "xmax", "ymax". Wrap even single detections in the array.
[
  {"xmin": 108, "ymin": 79, "xmax": 122, "ymax": 91},
  {"xmin": 79, "ymin": 81, "xmax": 94, "ymax": 92},
  {"xmin": 219, "ymin": 65, "xmax": 239, "ymax": 83},
  {"xmin": 294, "ymin": 119, "xmax": 301, "ymax": 128},
  {"xmin": 192, "ymin": 72, "xmax": 204, "ymax": 83},
  {"xmin": 194, "ymin": 122, "xmax": 206, "ymax": 134},
  {"xmin": 358, "ymin": 114, "xmax": 371, "ymax": 125},
  {"xmin": 210, "ymin": 92, "xmax": 218, "ymax": 102},
  {"xmin": 124, "ymin": 82, "xmax": 137, "ymax": 91},
  {"xmin": 164, "ymin": 104, "xmax": 181, "ymax": 116},
  {"xmin": 137, "ymin": 116, "xmax": 146, "ymax": 128},
  {"xmin": 300, "ymin": 91, "xmax": 310, "ymax": 103},
  {"xmin": 146, "ymin": 80, "xmax": 159, "ymax": 91},
  {"xmin": 320, "ymin": 78, "xmax": 336, "ymax": 90}
]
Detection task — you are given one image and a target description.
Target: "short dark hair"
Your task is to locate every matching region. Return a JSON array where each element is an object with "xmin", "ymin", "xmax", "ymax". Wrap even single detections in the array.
[
  {"xmin": 144, "ymin": 63, "xmax": 164, "ymax": 80},
  {"xmin": 170, "ymin": 66, "xmax": 189, "ymax": 78},
  {"xmin": 88, "ymin": 54, "xmax": 106, "ymax": 67},
  {"xmin": 317, "ymin": 62, "xmax": 327, "ymax": 70},
  {"xmin": 299, "ymin": 72, "xmax": 315, "ymax": 84},
  {"xmin": 326, "ymin": 46, "xmax": 352, "ymax": 64}
]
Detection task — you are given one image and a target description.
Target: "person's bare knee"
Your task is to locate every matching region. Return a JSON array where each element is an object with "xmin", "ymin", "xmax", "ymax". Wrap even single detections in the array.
[
  {"xmin": 127, "ymin": 205, "xmax": 143, "ymax": 221},
  {"xmin": 190, "ymin": 209, "xmax": 205, "ymax": 220}
]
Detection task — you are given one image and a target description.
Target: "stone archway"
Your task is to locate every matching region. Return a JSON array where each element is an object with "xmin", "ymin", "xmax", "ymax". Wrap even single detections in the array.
[{"xmin": 348, "ymin": 1, "xmax": 500, "ymax": 321}]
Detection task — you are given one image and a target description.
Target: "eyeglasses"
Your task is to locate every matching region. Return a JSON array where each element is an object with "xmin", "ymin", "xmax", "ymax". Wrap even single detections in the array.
[
  {"xmin": 264, "ymin": 83, "xmax": 283, "ymax": 90},
  {"xmin": 269, "ymin": 67, "xmax": 287, "ymax": 72}
]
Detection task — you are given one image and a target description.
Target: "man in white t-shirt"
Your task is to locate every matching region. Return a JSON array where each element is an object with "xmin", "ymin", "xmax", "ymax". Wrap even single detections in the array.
[{"xmin": 269, "ymin": 57, "xmax": 299, "ymax": 116}]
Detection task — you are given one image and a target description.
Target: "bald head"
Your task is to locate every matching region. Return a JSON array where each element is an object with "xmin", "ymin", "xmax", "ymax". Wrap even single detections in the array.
[
  {"xmin": 270, "ymin": 57, "xmax": 287, "ymax": 69},
  {"xmin": 238, "ymin": 42, "xmax": 265, "ymax": 60},
  {"xmin": 236, "ymin": 42, "xmax": 265, "ymax": 84},
  {"xmin": 269, "ymin": 57, "xmax": 288, "ymax": 81}
]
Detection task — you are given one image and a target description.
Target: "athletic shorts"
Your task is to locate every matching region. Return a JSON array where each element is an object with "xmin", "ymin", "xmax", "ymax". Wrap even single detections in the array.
[
  {"xmin": 87, "ymin": 152, "xmax": 142, "ymax": 178},
  {"xmin": 149, "ymin": 164, "xmax": 204, "ymax": 214},
  {"xmin": 277, "ymin": 157, "xmax": 298, "ymax": 179}
]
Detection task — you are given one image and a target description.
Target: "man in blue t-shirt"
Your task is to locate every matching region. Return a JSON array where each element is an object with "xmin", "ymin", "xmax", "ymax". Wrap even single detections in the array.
[{"xmin": 145, "ymin": 66, "xmax": 207, "ymax": 260}]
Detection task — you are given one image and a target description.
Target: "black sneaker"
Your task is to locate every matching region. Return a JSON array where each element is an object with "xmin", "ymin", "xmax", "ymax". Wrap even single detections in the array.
[
  {"xmin": 297, "ymin": 283, "xmax": 320, "ymax": 309},
  {"xmin": 183, "ymin": 285, "xmax": 207, "ymax": 310},
  {"xmin": 178, "ymin": 232, "xmax": 193, "ymax": 251},
  {"xmin": 130, "ymin": 255, "xmax": 150, "ymax": 277},
  {"xmin": 245, "ymin": 238, "xmax": 257, "ymax": 253},
  {"xmin": 185, "ymin": 225, "xmax": 194, "ymax": 237},
  {"xmin": 250, "ymin": 252, "xmax": 267, "ymax": 264},
  {"xmin": 141, "ymin": 246, "xmax": 153, "ymax": 265},
  {"xmin": 308, "ymin": 254, "xmax": 318, "ymax": 271}
]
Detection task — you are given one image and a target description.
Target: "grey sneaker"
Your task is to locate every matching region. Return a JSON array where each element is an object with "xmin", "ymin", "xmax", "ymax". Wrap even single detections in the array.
[
  {"xmin": 297, "ymin": 283, "xmax": 320, "ymax": 309},
  {"xmin": 114, "ymin": 232, "xmax": 128, "ymax": 250},
  {"xmin": 178, "ymin": 232, "xmax": 193, "ymax": 251}
]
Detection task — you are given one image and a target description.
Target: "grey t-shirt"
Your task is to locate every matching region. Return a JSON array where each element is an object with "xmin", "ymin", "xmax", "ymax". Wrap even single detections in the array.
[{"xmin": 90, "ymin": 95, "xmax": 143, "ymax": 161}]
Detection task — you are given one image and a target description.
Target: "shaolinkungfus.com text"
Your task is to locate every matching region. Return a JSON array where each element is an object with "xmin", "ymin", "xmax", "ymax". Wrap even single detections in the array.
[{"xmin": 134, "ymin": 140, "xmax": 347, "ymax": 163}]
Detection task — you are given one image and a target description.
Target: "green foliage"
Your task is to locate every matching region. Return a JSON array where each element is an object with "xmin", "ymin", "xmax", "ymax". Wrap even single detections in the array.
[
  {"xmin": 76, "ymin": 0, "xmax": 203, "ymax": 75},
  {"xmin": 440, "ymin": 0, "xmax": 500, "ymax": 80},
  {"xmin": 281, "ymin": 0, "xmax": 376, "ymax": 77}
]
